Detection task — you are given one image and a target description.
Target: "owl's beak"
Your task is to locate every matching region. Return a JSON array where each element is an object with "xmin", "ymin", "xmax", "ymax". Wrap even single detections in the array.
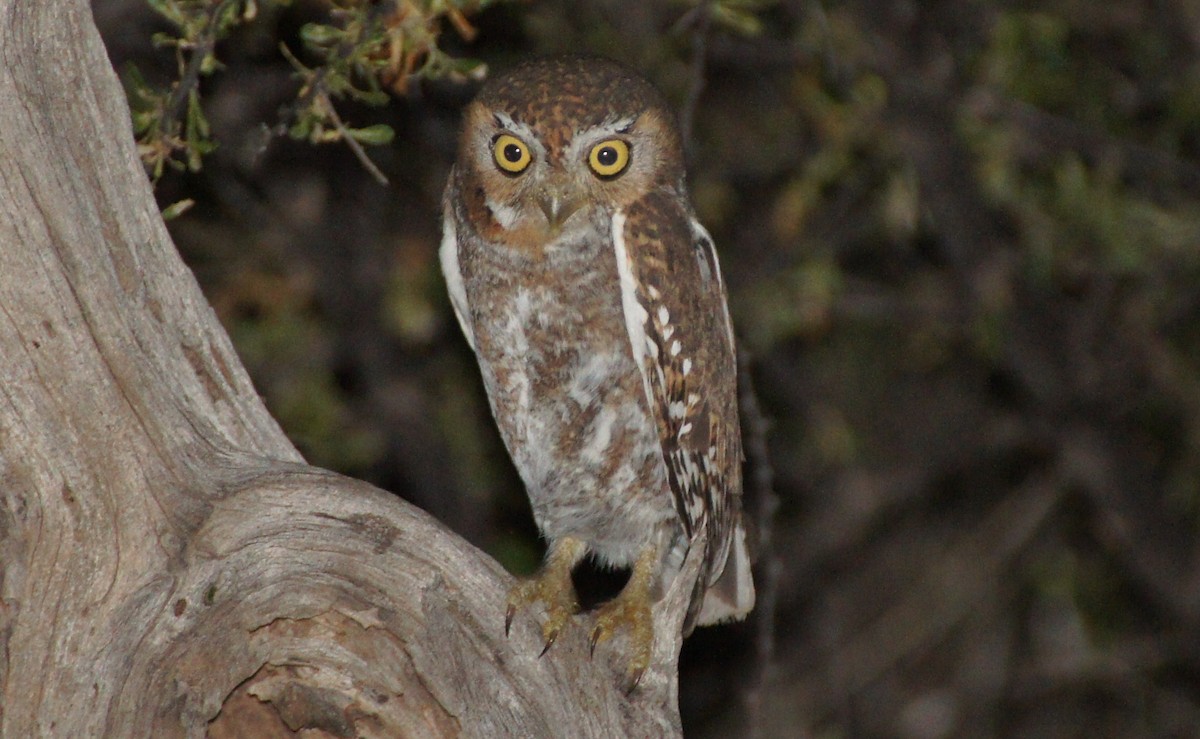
[{"xmin": 538, "ymin": 191, "xmax": 583, "ymax": 230}]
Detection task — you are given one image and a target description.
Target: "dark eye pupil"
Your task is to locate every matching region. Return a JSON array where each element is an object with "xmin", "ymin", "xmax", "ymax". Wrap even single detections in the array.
[
  {"xmin": 503, "ymin": 143, "xmax": 523, "ymax": 162},
  {"xmin": 597, "ymin": 146, "xmax": 618, "ymax": 166}
]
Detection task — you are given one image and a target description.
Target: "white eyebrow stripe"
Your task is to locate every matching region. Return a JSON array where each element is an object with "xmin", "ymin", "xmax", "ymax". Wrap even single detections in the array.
[
  {"xmin": 491, "ymin": 112, "xmax": 540, "ymax": 140},
  {"xmin": 564, "ymin": 116, "xmax": 640, "ymax": 159},
  {"xmin": 604, "ymin": 115, "xmax": 637, "ymax": 133},
  {"xmin": 492, "ymin": 111, "xmax": 521, "ymax": 130},
  {"xmin": 487, "ymin": 114, "xmax": 545, "ymax": 162}
]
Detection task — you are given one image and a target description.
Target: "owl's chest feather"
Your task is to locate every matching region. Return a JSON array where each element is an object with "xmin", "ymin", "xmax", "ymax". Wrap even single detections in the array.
[{"xmin": 456, "ymin": 222, "xmax": 673, "ymax": 552}]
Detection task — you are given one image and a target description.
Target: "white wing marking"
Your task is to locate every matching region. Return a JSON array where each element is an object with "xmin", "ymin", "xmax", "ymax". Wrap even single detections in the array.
[
  {"xmin": 439, "ymin": 200, "xmax": 476, "ymax": 352},
  {"xmin": 611, "ymin": 210, "xmax": 660, "ymax": 447}
]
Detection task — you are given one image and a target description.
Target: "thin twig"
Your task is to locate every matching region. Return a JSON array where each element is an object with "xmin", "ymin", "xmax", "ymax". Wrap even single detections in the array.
[
  {"xmin": 321, "ymin": 90, "xmax": 390, "ymax": 186},
  {"xmin": 278, "ymin": 42, "xmax": 390, "ymax": 186},
  {"xmin": 160, "ymin": 0, "xmax": 237, "ymax": 137}
]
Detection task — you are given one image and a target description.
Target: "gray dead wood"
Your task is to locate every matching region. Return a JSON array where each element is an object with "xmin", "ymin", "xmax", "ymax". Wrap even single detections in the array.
[{"xmin": 0, "ymin": 2, "xmax": 695, "ymax": 735}]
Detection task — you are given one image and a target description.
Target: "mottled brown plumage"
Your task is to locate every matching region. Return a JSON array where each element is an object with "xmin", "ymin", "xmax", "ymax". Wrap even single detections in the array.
[{"xmin": 440, "ymin": 56, "xmax": 754, "ymax": 683}]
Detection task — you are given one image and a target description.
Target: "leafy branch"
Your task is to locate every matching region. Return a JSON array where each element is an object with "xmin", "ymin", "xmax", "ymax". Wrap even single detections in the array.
[
  {"xmin": 123, "ymin": 0, "xmax": 497, "ymax": 186},
  {"xmin": 124, "ymin": 0, "xmax": 250, "ymax": 181}
]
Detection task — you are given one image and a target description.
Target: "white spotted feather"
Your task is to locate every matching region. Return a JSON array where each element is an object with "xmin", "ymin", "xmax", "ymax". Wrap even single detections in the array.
[{"xmin": 611, "ymin": 208, "xmax": 755, "ymax": 628}]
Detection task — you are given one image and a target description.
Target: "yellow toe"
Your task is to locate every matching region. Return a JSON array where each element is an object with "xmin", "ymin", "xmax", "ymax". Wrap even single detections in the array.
[
  {"xmin": 505, "ymin": 537, "xmax": 585, "ymax": 654},
  {"xmin": 588, "ymin": 545, "xmax": 660, "ymax": 688}
]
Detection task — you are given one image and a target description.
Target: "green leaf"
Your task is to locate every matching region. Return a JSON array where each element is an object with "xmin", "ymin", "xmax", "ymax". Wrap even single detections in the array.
[
  {"xmin": 347, "ymin": 124, "xmax": 395, "ymax": 145},
  {"xmin": 161, "ymin": 198, "xmax": 195, "ymax": 221},
  {"xmin": 186, "ymin": 89, "xmax": 210, "ymax": 139},
  {"xmin": 710, "ymin": 5, "xmax": 764, "ymax": 36},
  {"xmin": 289, "ymin": 116, "xmax": 314, "ymax": 140},
  {"xmin": 345, "ymin": 87, "xmax": 390, "ymax": 106},
  {"xmin": 147, "ymin": 0, "xmax": 184, "ymax": 25},
  {"xmin": 120, "ymin": 63, "xmax": 157, "ymax": 109},
  {"xmin": 150, "ymin": 31, "xmax": 180, "ymax": 48},
  {"xmin": 432, "ymin": 54, "xmax": 488, "ymax": 81},
  {"xmin": 199, "ymin": 50, "xmax": 223, "ymax": 76},
  {"xmin": 300, "ymin": 23, "xmax": 343, "ymax": 47},
  {"xmin": 184, "ymin": 89, "xmax": 215, "ymax": 171}
]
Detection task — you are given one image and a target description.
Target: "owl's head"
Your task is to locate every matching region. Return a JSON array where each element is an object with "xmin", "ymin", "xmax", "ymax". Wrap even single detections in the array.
[{"xmin": 455, "ymin": 56, "xmax": 684, "ymax": 244}]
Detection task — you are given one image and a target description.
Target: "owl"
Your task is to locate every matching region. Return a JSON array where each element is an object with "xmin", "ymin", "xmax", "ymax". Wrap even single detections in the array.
[{"xmin": 440, "ymin": 56, "xmax": 754, "ymax": 683}]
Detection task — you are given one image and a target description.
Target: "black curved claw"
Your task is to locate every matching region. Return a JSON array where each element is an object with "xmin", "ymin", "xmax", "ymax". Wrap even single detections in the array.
[
  {"xmin": 504, "ymin": 604, "xmax": 516, "ymax": 637},
  {"xmin": 625, "ymin": 666, "xmax": 646, "ymax": 695},
  {"xmin": 539, "ymin": 629, "xmax": 560, "ymax": 658}
]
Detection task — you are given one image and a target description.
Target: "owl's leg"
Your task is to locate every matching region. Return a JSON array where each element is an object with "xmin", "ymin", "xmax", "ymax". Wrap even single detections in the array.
[
  {"xmin": 588, "ymin": 543, "xmax": 658, "ymax": 688},
  {"xmin": 506, "ymin": 535, "xmax": 585, "ymax": 653}
]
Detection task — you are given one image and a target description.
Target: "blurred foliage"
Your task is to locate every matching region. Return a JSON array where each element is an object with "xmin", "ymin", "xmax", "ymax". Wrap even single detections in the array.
[
  {"xmin": 123, "ymin": 0, "xmax": 497, "ymax": 182},
  {"xmin": 96, "ymin": 0, "xmax": 1200, "ymax": 736},
  {"xmin": 209, "ymin": 264, "xmax": 384, "ymax": 471}
]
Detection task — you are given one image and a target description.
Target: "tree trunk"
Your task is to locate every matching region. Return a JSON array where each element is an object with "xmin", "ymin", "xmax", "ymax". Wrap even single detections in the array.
[{"xmin": 0, "ymin": 2, "xmax": 695, "ymax": 735}]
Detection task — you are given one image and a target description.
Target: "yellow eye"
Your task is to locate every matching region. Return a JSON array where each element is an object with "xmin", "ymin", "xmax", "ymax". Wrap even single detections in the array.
[
  {"xmin": 492, "ymin": 134, "xmax": 532, "ymax": 174},
  {"xmin": 588, "ymin": 139, "xmax": 630, "ymax": 178}
]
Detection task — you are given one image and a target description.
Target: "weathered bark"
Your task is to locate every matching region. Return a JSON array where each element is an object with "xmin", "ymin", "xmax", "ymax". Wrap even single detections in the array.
[{"xmin": 0, "ymin": 2, "xmax": 695, "ymax": 735}]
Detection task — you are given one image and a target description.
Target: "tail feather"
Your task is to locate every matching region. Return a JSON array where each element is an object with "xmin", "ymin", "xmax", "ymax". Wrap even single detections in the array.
[{"xmin": 691, "ymin": 522, "xmax": 755, "ymax": 630}]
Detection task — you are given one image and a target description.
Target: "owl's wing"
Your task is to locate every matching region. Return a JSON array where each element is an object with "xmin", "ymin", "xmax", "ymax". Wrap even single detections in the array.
[
  {"xmin": 612, "ymin": 189, "xmax": 755, "ymax": 630},
  {"xmin": 440, "ymin": 174, "xmax": 476, "ymax": 352}
]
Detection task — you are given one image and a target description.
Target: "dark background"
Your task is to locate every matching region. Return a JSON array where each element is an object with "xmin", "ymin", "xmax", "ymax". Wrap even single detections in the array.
[{"xmin": 95, "ymin": 1, "xmax": 1200, "ymax": 736}]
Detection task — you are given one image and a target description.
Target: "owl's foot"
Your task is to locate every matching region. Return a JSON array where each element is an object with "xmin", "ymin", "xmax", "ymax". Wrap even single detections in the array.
[
  {"xmin": 505, "ymin": 536, "xmax": 585, "ymax": 654},
  {"xmin": 506, "ymin": 577, "xmax": 579, "ymax": 654},
  {"xmin": 589, "ymin": 546, "xmax": 658, "ymax": 690}
]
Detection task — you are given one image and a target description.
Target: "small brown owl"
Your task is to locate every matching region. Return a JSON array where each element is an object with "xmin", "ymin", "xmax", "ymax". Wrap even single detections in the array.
[{"xmin": 440, "ymin": 56, "xmax": 754, "ymax": 682}]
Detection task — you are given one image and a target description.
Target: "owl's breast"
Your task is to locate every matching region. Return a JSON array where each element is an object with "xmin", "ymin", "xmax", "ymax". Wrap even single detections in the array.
[{"xmin": 456, "ymin": 221, "xmax": 674, "ymax": 560}]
